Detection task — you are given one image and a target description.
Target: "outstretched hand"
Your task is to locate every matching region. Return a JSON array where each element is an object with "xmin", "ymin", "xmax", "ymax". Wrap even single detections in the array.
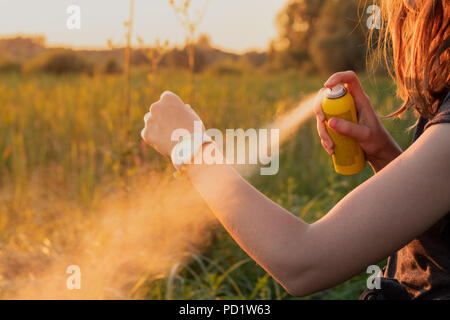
[{"xmin": 141, "ymin": 91, "xmax": 204, "ymax": 157}]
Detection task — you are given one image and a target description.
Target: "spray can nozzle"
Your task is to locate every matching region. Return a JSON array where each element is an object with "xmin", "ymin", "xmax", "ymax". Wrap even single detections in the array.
[{"xmin": 325, "ymin": 84, "xmax": 347, "ymax": 100}]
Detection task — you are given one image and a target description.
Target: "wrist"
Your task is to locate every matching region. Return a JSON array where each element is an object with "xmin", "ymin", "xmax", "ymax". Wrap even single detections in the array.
[
  {"xmin": 185, "ymin": 142, "xmax": 224, "ymax": 177},
  {"xmin": 171, "ymin": 132, "xmax": 212, "ymax": 172}
]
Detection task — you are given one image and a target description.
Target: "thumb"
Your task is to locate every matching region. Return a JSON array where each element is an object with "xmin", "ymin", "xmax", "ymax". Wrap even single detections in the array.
[{"xmin": 328, "ymin": 118, "xmax": 371, "ymax": 143}]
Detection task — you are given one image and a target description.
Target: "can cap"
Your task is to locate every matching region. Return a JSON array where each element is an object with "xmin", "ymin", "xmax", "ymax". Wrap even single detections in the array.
[{"xmin": 325, "ymin": 84, "xmax": 347, "ymax": 99}]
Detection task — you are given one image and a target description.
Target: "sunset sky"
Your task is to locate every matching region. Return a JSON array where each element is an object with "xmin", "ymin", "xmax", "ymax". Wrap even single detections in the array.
[{"xmin": 0, "ymin": 0, "xmax": 288, "ymax": 53}]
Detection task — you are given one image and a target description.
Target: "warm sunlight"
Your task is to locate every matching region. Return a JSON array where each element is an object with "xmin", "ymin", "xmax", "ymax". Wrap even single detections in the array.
[
  {"xmin": 0, "ymin": 0, "xmax": 448, "ymax": 308},
  {"xmin": 0, "ymin": 0, "xmax": 286, "ymax": 53}
]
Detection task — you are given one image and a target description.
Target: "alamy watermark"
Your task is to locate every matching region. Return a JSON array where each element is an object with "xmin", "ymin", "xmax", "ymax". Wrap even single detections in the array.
[
  {"xmin": 366, "ymin": 5, "xmax": 381, "ymax": 30},
  {"xmin": 66, "ymin": 265, "xmax": 81, "ymax": 290},
  {"xmin": 366, "ymin": 265, "xmax": 382, "ymax": 290},
  {"xmin": 67, "ymin": 5, "xmax": 81, "ymax": 30},
  {"xmin": 171, "ymin": 121, "xmax": 280, "ymax": 176}
]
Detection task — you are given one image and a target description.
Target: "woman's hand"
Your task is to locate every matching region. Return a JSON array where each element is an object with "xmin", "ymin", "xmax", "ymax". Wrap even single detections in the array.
[
  {"xmin": 141, "ymin": 91, "xmax": 204, "ymax": 157},
  {"xmin": 314, "ymin": 71, "xmax": 402, "ymax": 173}
]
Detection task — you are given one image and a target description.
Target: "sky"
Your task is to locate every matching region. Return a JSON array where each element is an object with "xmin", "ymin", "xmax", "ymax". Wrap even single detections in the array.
[{"xmin": 0, "ymin": 0, "xmax": 288, "ymax": 53}]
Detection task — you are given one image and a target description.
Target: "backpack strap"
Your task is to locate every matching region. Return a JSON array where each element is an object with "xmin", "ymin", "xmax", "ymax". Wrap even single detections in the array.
[{"xmin": 359, "ymin": 278, "xmax": 411, "ymax": 300}]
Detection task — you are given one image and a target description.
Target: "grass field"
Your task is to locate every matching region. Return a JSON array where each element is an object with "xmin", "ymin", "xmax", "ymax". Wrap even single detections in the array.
[{"xmin": 0, "ymin": 69, "xmax": 415, "ymax": 299}]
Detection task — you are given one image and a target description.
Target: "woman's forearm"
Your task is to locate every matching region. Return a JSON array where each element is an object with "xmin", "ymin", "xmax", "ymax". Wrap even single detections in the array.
[
  {"xmin": 142, "ymin": 92, "xmax": 450, "ymax": 298},
  {"xmin": 185, "ymin": 145, "xmax": 311, "ymax": 295},
  {"xmin": 183, "ymin": 126, "xmax": 450, "ymax": 297}
]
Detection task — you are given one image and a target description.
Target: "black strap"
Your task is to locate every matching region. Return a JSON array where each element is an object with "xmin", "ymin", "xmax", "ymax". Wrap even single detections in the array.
[{"xmin": 359, "ymin": 278, "xmax": 411, "ymax": 300}]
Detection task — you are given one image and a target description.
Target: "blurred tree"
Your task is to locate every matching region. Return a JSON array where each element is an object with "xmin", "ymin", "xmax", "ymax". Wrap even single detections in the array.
[
  {"xmin": 309, "ymin": 0, "xmax": 366, "ymax": 74},
  {"xmin": 23, "ymin": 50, "xmax": 93, "ymax": 75},
  {"xmin": 169, "ymin": 0, "xmax": 211, "ymax": 102},
  {"xmin": 0, "ymin": 54, "xmax": 22, "ymax": 73},
  {"xmin": 162, "ymin": 46, "xmax": 207, "ymax": 73},
  {"xmin": 137, "ymin": 37, "xmax": 171, "ymax": 73},
  {"xmin": 102, "ymin": 58, "xmax": 122, "ymax": 74},
  {"xmin": 168, "ymin": 0, "xmax": 211, "ymax": 74},
  {"xmin": 274, "ymin": 0, "xmax": 367, "ymax": 74},
  {"xmin": 196, "ymin": 34, "xmax": 212, "ymax": 50},
  {"xmin": 275, "ymin": 0, "xmax": 324, "ymax": 68},
  {"xmin": 0, "ymin": 36, "xmax": 46, "ymax": 60}
]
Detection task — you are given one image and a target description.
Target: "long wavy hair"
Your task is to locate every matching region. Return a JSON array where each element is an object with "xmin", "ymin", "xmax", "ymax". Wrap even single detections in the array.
[{"xmin": 370, "ymin": 0, "xmax": 449, "ymax": 119}]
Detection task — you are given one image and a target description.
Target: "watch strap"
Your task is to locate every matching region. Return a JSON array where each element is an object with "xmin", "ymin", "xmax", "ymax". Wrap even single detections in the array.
[{"xmin": 171, "ymin": 133, "xmax": 213, "ymax": 172}]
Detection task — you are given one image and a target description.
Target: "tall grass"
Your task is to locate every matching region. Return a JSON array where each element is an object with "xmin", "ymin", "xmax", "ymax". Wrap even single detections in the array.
[
  {"xmin": 0, "ymin": 70, "xmax": 414, "ymax": 299},
  {"xmin": 169, "ymin": 0, "xmax": 211, "ymax": 102}
]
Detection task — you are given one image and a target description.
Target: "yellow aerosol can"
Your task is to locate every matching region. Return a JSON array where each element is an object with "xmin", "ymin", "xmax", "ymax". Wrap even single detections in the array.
[{"xmin": 322, "ymin": 84, "xmax": 365, "ymax": 175}]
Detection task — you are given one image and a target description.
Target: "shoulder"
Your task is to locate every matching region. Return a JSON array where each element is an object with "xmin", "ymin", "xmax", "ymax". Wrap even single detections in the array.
[
  {"xmin": 383, "ymin": 123, "xmax": 450, "ymax": 215},
  {"xmin": 412, "ymin": 123, "xmax": 450, "ymax": 190},
  {"xmin": 414, "ymin": 122, "xmax": 450, "ymax": 161}
]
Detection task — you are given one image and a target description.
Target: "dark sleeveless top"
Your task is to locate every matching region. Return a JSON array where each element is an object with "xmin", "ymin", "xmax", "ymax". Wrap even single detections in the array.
[{"xmin": 383, "ymin": 92, "xmax": 450, "ymax": 299}]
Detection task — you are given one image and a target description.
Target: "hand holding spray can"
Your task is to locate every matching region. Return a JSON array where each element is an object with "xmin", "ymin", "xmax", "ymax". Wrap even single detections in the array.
[{"xmin": 321, "ymin": 84, "xmax": 365, "ymax": 175}]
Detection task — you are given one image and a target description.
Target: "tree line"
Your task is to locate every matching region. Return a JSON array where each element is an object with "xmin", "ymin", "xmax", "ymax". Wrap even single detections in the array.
[
  {"xmin": 269, "ymin": 0, "xmax": 370, "ymax": 74},
  {"xmin": 0, "ymin": 0, "xmax": 374, "ymax": 76}
]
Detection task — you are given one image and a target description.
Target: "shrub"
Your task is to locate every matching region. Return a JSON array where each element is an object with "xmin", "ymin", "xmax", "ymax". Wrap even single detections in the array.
[
  {"xmin": 24, "ymin": 50, "xmax": 93, "ymax": 75},
  {"xmin": 308, "ymin": 0, "xmax": 366, "ymax": 74},
  {"xmin": 207, "ymin": 63, "xmax": 242, "ymax": 76},
  {"xmin": 206, "ymin": 59, "xmax": 251, "ymax": 77},
  {"xmin": 0, "ymin": 58, "xmax": 22, "ymax": 73},
  {"xmin": 102, "ymin": 58, "xmax": 122, "ymax": 74}
]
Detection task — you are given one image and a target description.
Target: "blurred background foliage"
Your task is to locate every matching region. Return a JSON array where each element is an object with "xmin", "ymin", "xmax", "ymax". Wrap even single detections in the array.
[
  {"xmin": 0, "ymin": 0, "xmax": 376, "ymax": 77},
  {"xmin": 0, "ymin": 0, "xmax": 416, "ymax": 300}
]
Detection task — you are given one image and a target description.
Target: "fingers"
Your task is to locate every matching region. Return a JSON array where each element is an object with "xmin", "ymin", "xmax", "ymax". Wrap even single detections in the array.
[
  {"xmin": 160, "ymin": 90, "xmax": 183, "ymax": 104},
  {"xmin": 324, "ymin": 71, "xmax": 362, "ymax": 90},
  {"xmin": 324, "ymin": 70, "xmax": 371, "ymax": 114},
  {"xmin": 314, "ymin": 88, "xmax": 327, "ymax": 122},
  {"xmin": 321, "ymin": 140, "xmax": 333, "ymax": 156},
  {"xmin": 141, "ymin": 113, "xmax": 153, "ymax": 144},
  {"xmin": 149, "ymin": 100, "xmax": 160, "ymax": 115},
  {"xmin": 328, "ymin": 118, "xmax": 371, "ymax": 143},
  {"xmin": 150, "ymin": 91, "xmax": 187, "ymax": 116},
  {"xmin": 142, "ymin": 91, "xmax": 195, "ymax": 150},
  {"xmin": 314, "ymin": 88, "xmax": 334, "ymax": 155},
  {"xmin": 316, "ymin": 116, "xmax": 334, "ymax": 155},
  {"xmin": 141, "ymin": 127, "xmax": 147, "ymax": 142}
]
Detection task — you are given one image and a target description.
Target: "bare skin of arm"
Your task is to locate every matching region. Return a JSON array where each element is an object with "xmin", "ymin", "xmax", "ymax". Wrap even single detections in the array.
[
  {"xmin": 185, "ymin": 125, "xmax": 450, "ymax": 296},
  {"xmin": 141, "ymin": 90, "xmax": 450, "ymax": 297}
]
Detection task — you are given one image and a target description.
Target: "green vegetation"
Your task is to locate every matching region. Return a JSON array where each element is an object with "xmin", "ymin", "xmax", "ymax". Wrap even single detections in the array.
[
  {"xmin": 271, "ymin": 0, "xmax": 367, "ymax": 73},
  {"xmin": 0, "ymin": 70, "xmax": 414, "ymax": 299},
  {"xmin": 0, "ymin": 58, "xmax": 22, "ymax": 74},
  {"xmin": 23, "ymin": 49, "xmax": 93, "ymax": 75},
  {"xmin": 102, "ymin": 58, "xmax": 123, "ymax": 75}
]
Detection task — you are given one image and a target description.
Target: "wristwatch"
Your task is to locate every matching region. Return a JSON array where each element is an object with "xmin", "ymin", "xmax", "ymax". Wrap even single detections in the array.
[{"xmin": 171, "ymin": 132, "xmax": 213, "ymax": 173}]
